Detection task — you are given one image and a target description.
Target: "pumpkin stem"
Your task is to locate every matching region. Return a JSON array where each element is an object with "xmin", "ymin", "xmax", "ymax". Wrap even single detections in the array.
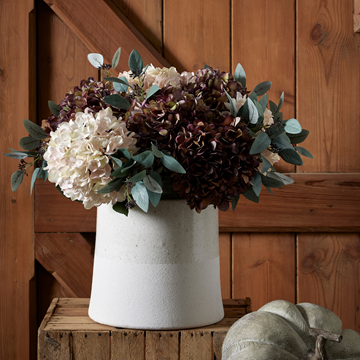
[{"xmin": 309, "ymin": 328, "xmax": 343, "ymax": 360}]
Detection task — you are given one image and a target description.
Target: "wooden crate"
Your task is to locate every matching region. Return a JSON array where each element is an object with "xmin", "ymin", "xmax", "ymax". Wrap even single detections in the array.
[{"xmin": 38, "ymin": 298, "xmax": 251, "ymax": 360}]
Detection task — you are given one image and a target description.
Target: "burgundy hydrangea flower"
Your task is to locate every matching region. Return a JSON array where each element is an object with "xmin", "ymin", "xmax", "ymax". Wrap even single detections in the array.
[
  {"xmin": 41, "ymin": 77, "xmax": 122, "ymax": 134},
  {"xmin": 125, "ymin": 68, "xmax": 259, "ymax": 212}
]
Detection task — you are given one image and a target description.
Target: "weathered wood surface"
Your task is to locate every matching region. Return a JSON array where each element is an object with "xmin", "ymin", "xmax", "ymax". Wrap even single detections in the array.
[
  {"xmin": 43, "ymin": 0, "xmax": 169, "ymax": 70},
  {"xmin": 111, "ymin": 330, "xmax": 145, "ymax": 360},
  {"xmin": 297, "ymin": 0, "xmax": 360, "ymax": 172},
  {"xmin": 298, "ymin": 233, "xmax": 360, "ymax": 331},
  {"xmin": 36, "ymin": 173, "xmax": 360, "ymax": 232},
  {"xmin": 355, "ymin": 0, "xmax": 360, "ymax": 32},
  {"xmin": 232, "ymin": 0, "xmax": 295, "ymax": 174},
  {"xmin": 180, "ymin": 331, "xmax": 212, "ymax": 360},
  {"xmin": 38, "ymin": 298, "xmax": 250, "ymax": 359},
  {"xmin": 35, "ymin": 233, "xmax": 93, "ymax": 298},
  {"xmin": 232, "ymin": 233, "xmax": 296, "ymax": 311},
  {"xmin": 163, "ymin": 0, "xmax": 230, "ymax": 72},
  {"xmin": 0, "ymin": 1, "xmax": 35, "ymax": 359}
]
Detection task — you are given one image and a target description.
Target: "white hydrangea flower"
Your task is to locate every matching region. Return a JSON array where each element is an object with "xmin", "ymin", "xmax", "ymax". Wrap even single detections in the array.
[
  {"xmin": 43, "ymin": 108, "xmax": 137, "ymax": 209},
  {"xmin": 263, "ymin": 108, "xmax": 274, "ymax": 126}
]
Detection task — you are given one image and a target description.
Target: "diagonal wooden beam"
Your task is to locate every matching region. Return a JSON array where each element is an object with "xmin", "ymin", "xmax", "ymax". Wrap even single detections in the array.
[
  {"xmin": 35, "ymin": 233, "xmax": 94, "ymax": 298},
  {"xmin": 43, "ymin": 0, "xmax": 170, "ymax": 70}
]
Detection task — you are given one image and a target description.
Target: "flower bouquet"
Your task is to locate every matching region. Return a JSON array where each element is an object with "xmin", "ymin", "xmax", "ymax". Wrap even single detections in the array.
[{"xmin": 5, "ymin": 47, "xmax": 311, "ymax": 215}]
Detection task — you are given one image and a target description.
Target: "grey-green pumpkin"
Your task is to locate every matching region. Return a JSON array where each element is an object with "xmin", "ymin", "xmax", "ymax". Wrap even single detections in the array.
[{"xmin": 222, "ymin": 300, "xmax": 360, "ymax": 360}]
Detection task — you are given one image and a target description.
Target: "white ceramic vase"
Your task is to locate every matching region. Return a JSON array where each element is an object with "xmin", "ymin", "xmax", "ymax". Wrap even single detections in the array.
[{"xmin": 88, "ymin": 200, "xmax": 224, "ymax": 330}]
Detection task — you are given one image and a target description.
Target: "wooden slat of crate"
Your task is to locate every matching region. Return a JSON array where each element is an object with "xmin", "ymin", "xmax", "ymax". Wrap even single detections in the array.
[{"xmin": 38, "ymin": 298, "xmax": 251, "ymax": 359}]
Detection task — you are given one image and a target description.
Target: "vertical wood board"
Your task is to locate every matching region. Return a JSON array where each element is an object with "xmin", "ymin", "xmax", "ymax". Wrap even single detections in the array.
[
  {"xmin": 232, "ymin": 233, "xmax": 296, "ymax": 311},
  {"xmin": 232, "ymin": 0, "xmax": 296, "ymax": 173},
  {"xmin": 297, "ymin": 0, "xmax": 360, "ymax": 172},
  {"xmin": 0, "ymin": 1, "xmax": 35, "ymax": 359},
  {"xmin": 180, "ymin": 331, "xmax": 212, "ymax": 360},
  {"xmin": 219, "ymin": 233, "xmax": 231, "ymax": 299},
  {"xmin": 164, "ymin": 0, "xmax": 230, "ymax": 72},
  {"xmin": 72, "ymin": 331, "xmax": 110, "ymax": 360},
  {"xmin": 145, "ymin": 331, "xmax": 179, "ymax": 360},
  {"xmin": 297, "ymin": 233, "xmax": 360, "ymax": 331},
  {"xmin": 111, "ymin": 330, "xmax": 145, "ymax": 360},
  {"xmin": 38, "ymin": 331, "xmax": 71, "ymax": 360}
]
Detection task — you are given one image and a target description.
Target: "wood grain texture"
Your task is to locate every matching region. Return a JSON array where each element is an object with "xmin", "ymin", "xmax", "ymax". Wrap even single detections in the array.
[
  {"xmin": 35, "ymin": 233, "xmax": 93, "ymax": 297},
  {"xmin": 111, "ymin": 330, "xmax": 145, "ymax": 360},
  {"xmin": 220, "ymin": 173, "xmax": 360, "ymax": 232},
  {"xmin": 35, "ymin": 181, "xmax": 96, "ymax": 232},
  {"xmin": 43, "ymin": 0, "xmax": 169, "ymax": 70},
  {"xmin": 232, "ymin": 0, "xmax": 295, "ymax": 173},
  {"xmin": 213, "ymin": 331, "xmax": 227, "ymax": 360},
  {"xmin": 297, "ymin": 0, "xmax": 360, "ymax": 172},
  {"xmin": 36, "ymin": 173, "xmax": 360, "ymax": 232},
  {"xmin": 298, "ymin": 233, "xmax": 360, "ymax": 331},
  {"xmin": 37, "ymin": 1, "xmax": 98, "ymax": 123},
  {"xmin": 0, "ymin": 1, "xmax": 35, "ymax": 359},
  {"xmin": 163, "ymin": 0, "xmax": 230, "ymax": 72},
  {"xmin": 145, "ymin": 332, "xmax": 179, "ymax": 360},
  {"xmin": 355, "ymin": 0, "xmax": 360, "ymax": 32},
  {"xmin": 38, "ymin": 331, "xmax": 71, "ymax": 360},
  {"xmin": 219, "ymin": 233, "xmax": 231, "ymax": 299},
  {"xmin": 232, "ymin": 233, "xmax": 295, "ymax": 311},
  {"xmin": 110, "ymin": 0, "xmax": 163, "ymax": 53},
  {"xmin": 72, "ymin": 331, "xmax": 110, "ymax": 360},
  {"xmin": 180, "ymin": 331, "xmax": 212, "ymax": 360}
]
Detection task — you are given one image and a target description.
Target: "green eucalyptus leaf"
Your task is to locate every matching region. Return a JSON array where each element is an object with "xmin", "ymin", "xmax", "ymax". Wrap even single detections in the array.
[
  {"xmin": 285, "ymin": 118, "xmax": 302, "ymax": 134},
  {"xmin": 242, "ymin": 187, "xmax": 259, "ymax": 203},
  {"xmin": 247, "ymin": 98, "xmax": 259, "ymax": 124},
  {"xmin": 295, "ymin": 146, "xmax": 314, "ymax": 159},
  {"xmin": 269, "ymin": 100, "xmax": 277, "ymax": 114},
  {"xmin": 271, "ymin": 171, "xmax": 294, "ymax": 185},
  {"xmin": 249, "ymin": 131, "xmax": 271, "ymax": 155},
  {"xmin": 96, "ymin": 178, "xmax": 122, "ymax": 194},
  {"xmin": 23, "ymin": 119, "xmax": 48, "ymax": 140},
  {"xmin": 234, "ymin": 63, "xmax": 246, "ymax": 87},
  {"xmin": 146, "ymin": 84, "xmax": 160, "ymax": 100},
  {"xmin": 203, "ymin": 64, "xmax": 212, "ymax": 69},
  {"xmin": 132, "ymin": 181, "xmax": 149, "ymax": 212},
  {"xmin": 127, "ymin": 170, "xmax": 147, "ymax": 183},
  {"xmin": 288, "ymin": 129, "xmax": 310, "ymax": 144},
  {"xmin": 11, "ymin": 170, "xmax": 25, "ymax": 192},
  {"xmin": 143, "ymin": 174, "xmax": 163, "ymax": 194},
  {"xmin": 259, "ymin": 94, "xmax": 268, "ymax": 112},
  {"xmin": 279, "ymin": 148, "xmax": 303, "ymax": 165},
  {"xmin": 87, "ymin": 53, "xmax": 104, "ymax": 68},
  {"xmin": 113, "ymin": 201, "xmax": 128, "ymax": 216},
  {"xmin": 48, "ymin": 101, "xmax": 61, "ymax": 117},
  {"xmin": 224, "ymin": 90, "xmax": 237, "ymax": 117},
  {"xmin": 148, "ymin": 170, "xmax": 162, "ymax": 207},
  {"xmin": 272, "ymin": 132, "xmax": 292, "ymax": 150},
  {"xmin": 132, "ymin": 151, "xmax": 154, "ymax": 168},
  {"xmin": 274, "ymin": 112, "xmax": 283, "ymax": 122},
  {"xmin": 277, "ymin": 91, "xmax": 284, "ymax": 112},
  {"xmin": 151, "ymin": 143, "xmax": 163, "ymax": 158},
  {"xmin": 3, "ymin": 152, "xmax": 28, "ymax": 159},
  {"xmin": 260, "ymin": 173, "xmax": 284, "ymax": 188},
  {"xmin": 19, "ymin": 137, "xmax": 40, "ymax": 150},
  {"xmin": 252, "ymin": 171, "xmax": 262, "ymax": 197},
  {"xmin": 111, "ymin": 159, "xmax": 135, "ymax": 177},
  {"xmin": 111, "ymin": 156, "xmax": 123, "ymax": 169},
  {"xmin": 249, "ymin": 92, "xmax": 258, "ymax": 102},
  {"xmin": 112, "ymin": 47, "xmax": 121, "ymax": 69},
  {"xmin": 117, "ymin": 148, "xmax": 131, "ymax": 160},
  {"xmin": 128, "ymin": 49, "xmax": 143, "ymax": 74},
  {"xmin": 114, "ymin": 77, "xmax": 129, "ymax": 93},
  {"xmin": 103, "ymin": 94, "xmax": 130, "ymax": 110},
  {"xmin": 161, "ymin": 153, "xmax": 186, "ymax": 173},
  {"xmin": 30, "ymin": 168, "xmax": 40, "ymax": 194},
  {"xmin": 231, "ymin": 195, "xmax": 240, "ymax": 211},
  {"xmin": 253, "ymin": 81, "xmax": 272, "ymax": 96},
  {"xmin": 253, "ymin": 100, "xmax": 264, "ymax": 124},
  {"xmin": 260, "ymin": 155, "xmax": 274, "ymax": 174},
  {"xmin": 265, "ymin": 186, "xmax": 274, "ymax": 195}
]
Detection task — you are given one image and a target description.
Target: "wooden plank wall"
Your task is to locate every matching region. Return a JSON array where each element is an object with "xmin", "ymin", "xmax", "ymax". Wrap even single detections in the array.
[{"xmin": 23, "ymin": 2, "xmax": 359, "ymax": 357}]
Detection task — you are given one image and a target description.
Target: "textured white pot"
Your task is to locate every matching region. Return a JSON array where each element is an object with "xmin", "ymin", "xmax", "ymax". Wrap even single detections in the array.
[{"xmin": 88, "ymin": 200, "xmax": 224, "ymax": 330}]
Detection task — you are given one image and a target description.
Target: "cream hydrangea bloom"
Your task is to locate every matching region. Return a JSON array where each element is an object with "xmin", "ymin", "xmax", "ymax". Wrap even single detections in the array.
[
  {"xmin": 43, "ymin": 108, "xmax": 137, "ymax": 209},
  {"xmin": 225, "ymin": 92, "xmax": 247, "ymax": 113},
  {"xmin": 263, "ymin": 108, "xmax": 274, "ymax": 126},
  {"xmin": 258, "ymin": 149, "xmax": 281, "ymax": 174}
]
